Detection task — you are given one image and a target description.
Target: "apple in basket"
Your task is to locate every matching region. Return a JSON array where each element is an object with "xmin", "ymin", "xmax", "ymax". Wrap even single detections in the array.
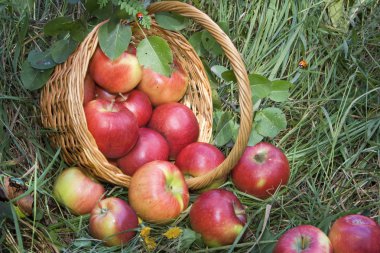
[
  {"xmin": 273, "ymin": 225, "xmax": 333, "ymax": 253},
  {"xmin": 53, "ymin": 167, "xmax": 105, "ymax": 215},
  {"xmin": 175, "ymin": 142, "xmax": 226, "ymax": 191},
  {"xmin": 189, "ymin": 189, "xmax": 247, "ymax": 247},
  {"xmin": 84, "ymin": 98, "xmax": 139, "ymax": 159},
  {"xmin": 83, "ymin": 74, "xmax": 96, "ymax": 105},
  {"xmin": 137, "ymin": 60, "xmax": 188, "ymax": 106},
  {"xmin": 117, "ymin": 128, "xmax": 170, "ymax": 176},
  {"xmin": 232, "ymin": 142, "xmax": 290, "ymax": 199},
  {"xmin": 148, "ymin": 102, "xmax": 199, "ymax": 160},
  {"xmin": 328, "ymin": 214, "xmax": 380, "ymax": 253},
  {"xmin": 89, "ymin": 197, "xmax": 139, "ymax": 246},
  {"xmin": 89, "ymin": 46, "xmax": 142, "ymax": 93},
  {"xmin": 128, "ymin": 160, "xmax": 189, "ymax": 223}
]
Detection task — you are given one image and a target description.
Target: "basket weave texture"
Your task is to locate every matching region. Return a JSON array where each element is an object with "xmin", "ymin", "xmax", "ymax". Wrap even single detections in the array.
[{"xmin": 40, "ymin": 1, "xmax": 252, "ymax": 190}]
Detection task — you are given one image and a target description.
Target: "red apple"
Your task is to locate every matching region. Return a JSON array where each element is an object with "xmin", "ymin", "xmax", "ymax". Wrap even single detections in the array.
[
  {"xmin": 95, "ymin": 85, "xmax": 117, "ymax": 101},
  {"xmin": 189, "ymin": 189, "xmax": 247, "ymax": 247},
  {"xmin": 53, "ymin": 167, "xmax": 105, "ymax": 215},
  {"xmin": 273, "ymin": 225, "xmax": 333, "ymax": 253},
  {"xmin": 148, "ymin": 102, "xmax": 199, "ymax": 159},
  {"xmin": 84, "ymin": 98, "xmax": 139, "ymax": 159},
  {"xmin": 175, "ymin": 142, "xmax": 226, "ymax": 191},
  {"xmin": 128, "ymin": 160, "xmax": 189, "ymax": 223},
  {"xmin": 83, "ymin": 74, "xmax": 96, "ymax": 105},
  {"xmin": 89, "ymin": 197, "xmax": 138, "ymax": 246},
  {"xmin": 137, "ymin": 61, "xmax": 188, "ymax": 106},
  {"xmin": 231, "ymin": 142, "xmax": 290, "ymax": 199},
  {"xmin": 89, "ymin": 46, "xmax": 142, "ymax": 93},
  {"xmin": 328, "ymin": 214, "xmax": 380, "ymax": 253},
  {"xmin": 117, "ymin": 128, "xmax": 169, "ymax": 176},
  {"xmin": 117, "ymin": 90, "xmax": 152, "ymax": 127}
]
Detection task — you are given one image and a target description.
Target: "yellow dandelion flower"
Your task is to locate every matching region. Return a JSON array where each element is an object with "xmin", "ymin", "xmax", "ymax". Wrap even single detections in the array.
[
  {"xmin": 144, "ymin": 236, "xmax": 157, "ymax": 251},
  {"xmin": 138, "ymin": 217, "xmax": 143, "ymax": 224},
  {"xmin": 140, "ymin": 227, "xmax": 151, "ymax": 238},
  {"xmin": 163, "ymin": 227, "xmax": 183, "ymax": 239}
]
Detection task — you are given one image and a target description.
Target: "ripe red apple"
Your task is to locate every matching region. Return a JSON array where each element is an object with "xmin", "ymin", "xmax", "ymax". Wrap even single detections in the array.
[
  {"xmin": 328, "ymin": 214, "xmax": 380, "ymax": 253},
  {"xmin": 137, "ymin": 61, "xmax": 188, "ymax": 106},
  {"xmin": 83, "ymin": 74, "xmax": 96, "ymax": 105},
  {"xmin": 89, "ymin": 197, "xmax": 138, "ymax": 246},
  {"xmin": 53, "ymin": 167, "xmax": 105, "ymax": 215},
  {"xmin": 89, "ymin": 46, "xmax": 142, "ymax": 93},
  {"xmin": 148, "ymin": 103, "xmax": 199, "ymax": 159},
  {"xmin": 84, "ymin": 98, "xmax": 139, "ymax": 159},
  {"xmin": 117, "ymin": 128, "xmax": 169, "ymax": 176},
  {"xmin": 273, "ymin": 225, "xmax": 333, "ymax": 253},
  {"xmin": 231, "ymin": 142, "xmax": 290, "ymax": 199},
  {"xmin": 128, "ymin": 160, "xmax": 189, "ymax": 223},
  {"xmin": 116, "ymin": 90, "xmax": 152, "ymax": 127},
  {"xmin": 175, "ymin": 142, "xmax": 226, "ymax": 191},
  {"xmin": 189, "ymin": 189, "xmax": 247, "ymax": 247},
  {"xmin": 95, "ymin": 85, "xmax": 117, "ymax": 101}
]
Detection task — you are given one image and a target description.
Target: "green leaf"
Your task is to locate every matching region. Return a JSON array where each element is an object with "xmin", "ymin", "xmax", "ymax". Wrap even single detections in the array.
[
  {"xmin": 69, "ymin": 19, "xmax": 88, "ymax": 42},
  {"xmin": 248, "ymin": 127, "xmax": 264, "ymax": 146},
  {"xmin": 51, "ymin": 39, "xmax": 78, "ymax": 64},
  {"xmin": 328, "ymin": 0, "xmax": 348, "ymax": 32},
  {"xmin": 217, "ymin": 21, "xmax": 230, "ymax": 36},
  {"xmin": 20, "ymin": 61, "xmax": 53, "ymax": 91},
  {"xmin": 189, "ymin": 32, "xmax": 207, "ymax": 57},
  {"xmin": 255, "ymin": 107, "xmax": 287, "ymax": 138},
  {"xmin": 221, "ymin": 70, "xmax": 237, "ymax": 82},
  {"xmin": 155, "ymin": 11, "xmax": 190, "ymax": 31},
  {"xmin": 27, "ymin": 49, "xmax": 56, "ymax": 70},
  {"xmin": 44, "ymin": 16, "xmax": 74, "ymax": 36},
  {"xmin": 177, "ymin": 228, "xmax": 202, "ymax": 252},
  {"xmin": 249, "ymin": 73, "xmax": 271, "ymax": 99},
  {"xmin": 0, "ymin": 202, "xmax": 13, "ymax": 220},
  {"xmin": 137, "ymin": 36, "xmax": 173, "ymax": 77},
  {"xmin": 201, "ymin": 31, "xmax": 223, "ymax": 56},
  {"xmin": 213, "ymin": 112, "xmax": 237, "ymax": 147},
  {"xmin": 269, "ymin": 80, "xmax": 291, "ymax": 102},
  {"xmin": 211, "ymin": 65, "xmax": 228, "ymax": 79},
  {"xmin": 98, "ymin": 20, "xmax": 132, "ymax": 61}
]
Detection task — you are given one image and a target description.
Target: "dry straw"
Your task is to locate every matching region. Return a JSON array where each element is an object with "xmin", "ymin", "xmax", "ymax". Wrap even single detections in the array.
[{"xmin": 40, "ymin": 1, "xmax": 252, "ymax": 190}]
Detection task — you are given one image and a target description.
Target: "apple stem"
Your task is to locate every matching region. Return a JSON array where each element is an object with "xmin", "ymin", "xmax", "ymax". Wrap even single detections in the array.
[
  {"xmin": 100, "ymin": 208, "xmax": 108, "ymax": 215},
  {"xmin": 118, "ymin": 93, "xmax": 126, "ymax": 101},
  {"xmin": 300, "ymin": 235, "xmax": 308, "ymax": 250},
  {"xmin": 108, "ymin": 99, "xmax": 116, "ymax": 111}
]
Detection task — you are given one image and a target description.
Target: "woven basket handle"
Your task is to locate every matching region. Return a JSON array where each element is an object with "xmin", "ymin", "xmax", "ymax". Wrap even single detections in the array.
[{"xmin": 148, "ymin": 1, "xmax": 253, "ymax": 189}]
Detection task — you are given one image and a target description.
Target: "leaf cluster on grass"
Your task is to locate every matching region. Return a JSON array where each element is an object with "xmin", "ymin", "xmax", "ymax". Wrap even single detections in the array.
[{"xmin": 1, "ymin": 0, "xmax": 379, "ymax": 252}]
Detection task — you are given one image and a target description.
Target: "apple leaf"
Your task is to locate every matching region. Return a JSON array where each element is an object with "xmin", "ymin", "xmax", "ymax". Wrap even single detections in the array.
[
  {"xmin": 255, "ymin": 107, "xmax": 287, "ymax": 138},
  {"xmin": 0, "ymin": 201, "xmax": 13, "ymax": 220},
  {"xmin": 189, "ymin": 32, "xmax": 207, "ymax": 57},
  {"xmin": 269, "ymin": 80, "xmax": 291, "ymax": 102},
  {"xmin": 51, "ymin": 39, "xmax": 78, "ymax": 64},
  {"xmin": 249, "ymin": 73, "xmax": 272, "ymax": 100},
  {"xmin": 221, "ymin": 70, "xmax": 237, "ymax": 82},
  {"xmin": 177, "ymin": 228, "xmax": 202, "ymax": 252},
  {"xmin": 137, "ymin": 36, "xmax": 173, "ymax": 77},
  {"xmin": 248, "ymin": 127, "xmax": 264, "ymax": 146},
  {"xmin": 213, "ymin": 112, "xmax": 238, "ymax": 147},
  {"xmin": 211, "ymin": 65, "xmax": 229, "ymax": 79},
  {"xmin": 27, "ymin": 49, "xmax": 56, "ymax": 70},
  {"xmin": 155, "ymin": 12, "xmax": 190, "ymax": 31},
  {"xmin": 20, "ymin": 61, "xmax": 53, "ymax": 91},
  {"xmin": 98, "ymin": 20, "xmax": 132, "ymax": 61},
  {"xmin": 44, "ymin": 16, "xmax": 75, "ymax": 36},
  {"xmin": 201, "ymin": 31, "xmax": 223, "ymax": 56}
]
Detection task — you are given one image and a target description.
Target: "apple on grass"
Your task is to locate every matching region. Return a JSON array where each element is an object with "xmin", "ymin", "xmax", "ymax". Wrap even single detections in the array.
[
  {"xmin": 137, "ymin": 60, "xmax": 188, "ymax": 106},
  {"xmin": 328, "ymin": 214, "xmax": 380, "ymax": 253},
  {"xmin": 53, "ymin": 167, "xmax": 105, "ymax": 215},
  {"xmin": 117, "ymin": 128, "xmax": 169, "ymax": 176},
  {"xmin": 89, "ymin": 46, "xmax": 142, "ymax": 93},
  {"xmin": 232, "ymin": 142, "xmax": 290, "ymax": 199},
  {"xmin": 84, "ymin": 98, "xmax": 139, "ymax": 159},
  {"xmin": 128, "ymin": 160, "xmax": 189, "ymax": 224},
  {"xmin": 273, "ymin": 225, "xmax": 333, "ymax": 253},
  {"xmin": 189, "ymin": 189, "xmax": 247, "ymax": 247},
  {"xmin": 148, "ymin": 102, "xmax": 199, "ymax": 160},
  {"xmin": 175, "ymin": 142, "xmax": 226, "ymax": 191},
  {"xmin": 89, "ymin": 197, "xmax": 138, "ymax": 247}
]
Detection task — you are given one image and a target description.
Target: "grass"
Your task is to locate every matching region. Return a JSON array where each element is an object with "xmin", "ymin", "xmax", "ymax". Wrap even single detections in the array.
[{"xmin": 1, "ymin": 0, "xmax": 379, "ymax": 252}]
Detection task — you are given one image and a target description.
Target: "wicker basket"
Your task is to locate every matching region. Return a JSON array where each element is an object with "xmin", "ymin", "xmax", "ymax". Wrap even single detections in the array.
[{"xmin": 40, "ymin": 1, "xmax": 252, "ymax": 190}]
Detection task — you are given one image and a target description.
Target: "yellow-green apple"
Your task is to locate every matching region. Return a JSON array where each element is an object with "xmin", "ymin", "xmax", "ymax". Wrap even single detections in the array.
[
  {"xmin": 175, "ymin": 142, "xmax": 226, "ymax": 191},
  {"xmin": 189, "ymin": 189, "xmax": 247, "ymax": 247},
  {"xmin": 128, "ymin": 160, "xmax": 189, "ymax": 223},
  {"xmin": 232, "ymin": 142, "xmax": 290, "ymax": 199},
  {"xmin": 116, "ymin": 90, "xmax": 152, "ymax": 127},
  {"xmin": 53, "ymin": 167, "xmax": 105, "ymax": 215},
  {"xmin": 273, "ymin": 225, "xmax": 333, "ymax": 253},
  {"xmin": 117, "ymin": 128, "xmax": 169, "ymax": 176},
  {"xmin": 84, "ymin": 98, "xmax": 139, "ymax": 159},
  {"xmin": 137, "ymin": 61, "xmax": 188, "ymax": 106},
  {"xmin": 83, "ymin": 74, "xmax": 96, "ymax": 105},
  {"xmin": 148, "ymin": 102, "xmax": 199, "ymax": 159},
  {"xmin": 89, "ymin": 197, "xmax": 138, "ymax": 246},
  {"xmin": 89, "ymin": 46, "xmax": 142, "ymax": 93},
  {"xmin": 328, "ymin": 214, "xmax": 380, "ymax": 253}
]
